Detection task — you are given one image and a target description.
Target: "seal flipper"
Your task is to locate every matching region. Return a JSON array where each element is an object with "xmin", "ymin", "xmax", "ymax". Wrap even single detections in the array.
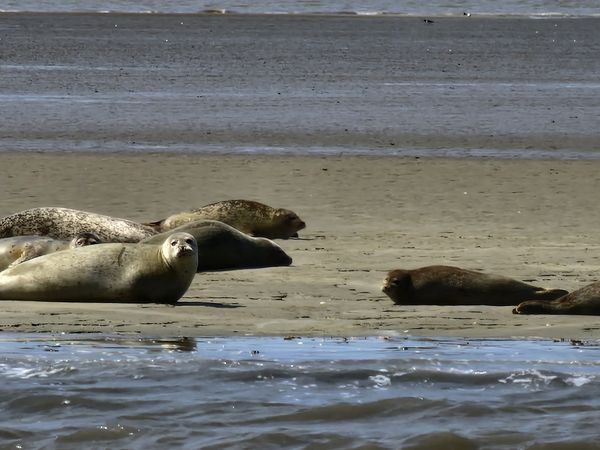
[
  {"xmin": 142, "ymin": 220, "xmax": 165, "ymax": 232},
  {"xmin": 530, "ymin": 288, "xmax": 569, "ymax": 301},
  {"xmin": 513, "ymin": 299, "xmax": 561, "ymax": 315}
]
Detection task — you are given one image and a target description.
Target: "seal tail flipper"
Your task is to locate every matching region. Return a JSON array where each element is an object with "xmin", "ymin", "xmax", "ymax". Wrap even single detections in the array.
[
  {"xmin": 142, "ymin": 220, "xmax": 165, "ymax": 232},
  {"xmin": 530, "ymin": 288, "xmax": 569, "ymax": 301},
  {"xmin": 513, "ymin": 299, "xmax": 561, "ymax": 315}
]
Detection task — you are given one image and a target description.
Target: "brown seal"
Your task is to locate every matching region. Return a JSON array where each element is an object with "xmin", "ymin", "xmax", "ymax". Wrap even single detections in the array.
[
  {"xmin": 513, "ymin": 281, "xmax": 600, "ymax": 315},
  {"xmin": 0, "ymin": 207, "xmax": 156, "ymax": 243},
  {"xmin": 0, "ymin": 232, "xmax": 198, "ymax": 303},
  {"xmin": 0, "ymin": 232, "xmax": 102, "ymax": 271},
  {"xmin": 141, "ymin": 220, "xmax": 292, "ymax": 271},
  {"xmin": 145, "ymin": 200, "xmax": 306, "ymax": 239},
  {"xmin": 382, "ymin": 265, "xmax": 568, "ymax": 306}
]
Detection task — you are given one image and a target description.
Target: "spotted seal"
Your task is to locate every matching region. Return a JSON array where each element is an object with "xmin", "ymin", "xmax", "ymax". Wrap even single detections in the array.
[
  {"xmin": 382, "ymin": 265, "xmax": 568, "ymax": 306},
  {"xmin": 145, "ymin": 200, "xmax": 306, "ymax": 239},
  {"xmin": 0, "ymin": 207, "xmax": 156, "ymax": 243},
  {"xmin": 0, "ymin": 232, "xmax": 101, "ymax": 271},
  {"xmin": 0, "ymin": 232, "xmax": 198, "ymax": 303},
  {"xmin": 513, "ymin": 281, "xmax": 600, "ymax": 315},
  {"xmin": 141, "ymin": 220, "xmax": 292, "ymax": 271}
]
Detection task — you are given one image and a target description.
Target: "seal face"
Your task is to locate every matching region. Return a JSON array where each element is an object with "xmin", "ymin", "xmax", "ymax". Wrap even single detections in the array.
[
  {"xmin": 141, "ymin": 220, "xmax": 292, "ymax": 271},
  {"xmin": 382, "ymin": 265, "xmax": 568, "ymax": 306},
  {"xmin": 146, "ymin": 200, "xmax": 306, "ymax": 239},
  {"xmin": 0, "ymin": 207, "xmax": 156, "ymax": 243},
  {"xmin": 513, "ymin": 281, "xmax": 600, "ymax": 315},
  {"xmin": 0, "ymin": 232, "xmax": 198, "ymax": 303},
  {"xmin": 0, "ymin": 232, "xmax": 102, "ymax": 271}
]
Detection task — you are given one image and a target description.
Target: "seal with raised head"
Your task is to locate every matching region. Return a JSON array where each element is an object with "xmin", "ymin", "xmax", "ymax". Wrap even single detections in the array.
[
  {"xmin": 513, "ymin": 281, "xmax": 600, "ymax": 315},
  {"xmin": 0, "ymin": 232, "xmax": 198, "ymax": 303},
  {"xmin": 0, "ymin": 232, "xmax": 102, "ymax": 271},
  {"xmin": 0, "ymin": 207, "xmax": 156, "ymax": 243},
  {"xmin": 145, "ymin": 200, "xmax": 306, "ymax": 239},
  {"xmin": 141, "ymin": 220, "xmax": 292, "ymax": 271},
  {"xmin": 382, "ymin": 265, "xmax": 568, "ymax": 306}
]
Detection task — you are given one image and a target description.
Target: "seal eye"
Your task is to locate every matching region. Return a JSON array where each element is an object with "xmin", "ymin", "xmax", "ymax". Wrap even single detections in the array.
[
  {"xmin": 171, "ymin": 241, "xmax": 177, "ymax": 247},
  {"xmin": 185, "ymin": 238, "xmax": 193, "ymax": 245}
]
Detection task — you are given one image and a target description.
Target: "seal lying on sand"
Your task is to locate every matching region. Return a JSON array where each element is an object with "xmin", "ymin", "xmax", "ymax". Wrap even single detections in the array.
[
  {"xmin": 0, "ymin": 207, "xmax": 156, "ymax": 243},
  {"xmin": 145, "ymin": 200, "xmax": 306, "ymax": 239},
  {"xmin": 513, "ymin": 281, "xmax": 600, "ymax": 315},
  {"xmin": 382, "ymin": 265, "xmax": 568, "ymax": 306},
  {"xmin": 0, "ymin": 232, "xmax": 101, "ymax": 271},
  {"xmin": 141, "ymin": 220, "xmax": 292, "ymax": 271},
  {"xmin": 0, "ymin": 232, "xmax": 198, "ymax": 303}
]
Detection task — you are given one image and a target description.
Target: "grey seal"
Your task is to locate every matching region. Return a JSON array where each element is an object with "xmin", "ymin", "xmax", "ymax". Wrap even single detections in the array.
[
  {"xmin": 0, "ymin": 232, "xmax": 101, "ymax": 271},
  {"xmin": 145, "ymin": 200, "xmax": 306, "ymax": 239},
  {"xmin": 513, "ymin": 281, "xmax": 600, "ymax": 315},
  {"xmin": 0, "ymin": 207, "xmax": 156, "ymax": 243},
  {"xmin": 382, "ymin": 265, "xmax": 568, "ymax": 306},
  {"xmin": 142, "ymin": 220, "xmax": 292, "ymax": 271},
  {"xmin": 0, "ymin": 232, "xmax": 198, "ymax": 303}
]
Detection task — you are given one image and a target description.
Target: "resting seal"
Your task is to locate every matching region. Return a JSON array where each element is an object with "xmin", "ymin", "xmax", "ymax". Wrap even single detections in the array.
[
  {"xmin": 145, "ymin": 200, "xmax": 306, "ymax": 239},
  {"xmin": 0, "ymin": 207, "xmax": 156, "ymax": 243},
  {"xmin": 382, "ymin": 265, "xmax": 568, "ymax": 306},
  {"xmin": 0, "ymin": 232, "xmax": 101, "ymax": 271},
  {"xmin": 141, "ymin": 220, "xmax": 292, "ymax": 271},
  {"xmin": 513, "ymin": 281, "xmax": 600, "ymax": 315},
  {"xmin": 0, "ymin": 232, "xmax": 197, "ymax": 303}
]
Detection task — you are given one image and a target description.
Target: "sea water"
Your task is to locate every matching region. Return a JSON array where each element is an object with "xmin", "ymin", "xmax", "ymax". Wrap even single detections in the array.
[
  {"xmin": 1, "ymin": 334, "xmax": 600, "ymax": 449},
  {"xmin": 0, "ymin": 0, "xmax": 599, "ymax": 16}
]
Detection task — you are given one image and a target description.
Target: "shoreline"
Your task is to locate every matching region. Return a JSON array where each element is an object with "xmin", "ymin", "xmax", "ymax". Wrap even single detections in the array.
[
  {"xmin": 1, "ymin": 152, "xmax": 599, "ymax": 339},
  {"xmin": 1, "ymin": 11, "xmax": 599, "ymax": 19},
  {"xmin": 3, "ymin": 147, "xmax": 600, "ymax": 160}
]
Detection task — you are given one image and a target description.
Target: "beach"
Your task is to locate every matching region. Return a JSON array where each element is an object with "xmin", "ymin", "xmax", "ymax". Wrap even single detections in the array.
[{"xmin": 1, "ymin": 152, "xmax": 599, "ymax": 338}]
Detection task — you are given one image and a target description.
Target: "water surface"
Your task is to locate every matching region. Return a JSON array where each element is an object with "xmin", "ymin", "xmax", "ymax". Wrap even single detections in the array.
[
  {"xmin": 1, "ymin": 334, "xmax": 599, "ymax": 449},
  {"xmin": 0, "ymin": 0, "xmax": 599, "ymax": 16}
]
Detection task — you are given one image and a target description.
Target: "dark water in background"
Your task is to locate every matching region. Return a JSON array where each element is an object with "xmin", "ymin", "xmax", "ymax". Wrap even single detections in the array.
[
  {"xmin": 0, "ymin": 0, "xmax": 599, "ymax": 16},
  {"xmin": 1, "ymin": 334, "xmax": 600, "ymax": 449},
  {"xmin": 1, "ymin": 13, "xmax": 599, "ymax": 160}
]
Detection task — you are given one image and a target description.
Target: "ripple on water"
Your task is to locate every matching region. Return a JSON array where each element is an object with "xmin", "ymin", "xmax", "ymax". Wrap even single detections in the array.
[{"xmin": 0, "ymin": 335, "xmax": 599, "ymax": 448}]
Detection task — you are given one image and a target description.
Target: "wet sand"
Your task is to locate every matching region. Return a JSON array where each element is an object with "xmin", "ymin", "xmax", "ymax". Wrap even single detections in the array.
[{"xmin": 1, "ymin": 152, "xmax": 599, "ymax": 338}]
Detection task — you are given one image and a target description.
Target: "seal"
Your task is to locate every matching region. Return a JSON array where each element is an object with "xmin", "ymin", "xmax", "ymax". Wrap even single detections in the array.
[
  {"xmin": 513, "ymin": 281, "xmax": 600, "ymax": 315},
  {"xmin": 0, "ymin": 207, "xmax": 156, "ymax": 243},
  {"xmin": 145, "ymin": 200, "xmax": 306, "ymax": 239},
  {"xmin": 141, "ymin": 220, "xmax": 292, "ymax": 271},
  {"xmin": 0, "ymin": 232, "xmax": 102, "ymax": 271},
  {"xmin": 0, "ymin": 232, "xmax": 198, "ymax": 303},
  {"xmin": 382, "ymin": 265, "xmax": 568, "ymax": 306}
]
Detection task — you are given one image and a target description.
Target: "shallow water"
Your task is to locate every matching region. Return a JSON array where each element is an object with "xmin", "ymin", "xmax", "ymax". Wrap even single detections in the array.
[{"xmin": 1, "ymin": 334, "xmax": 600, "ymax": 449}]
